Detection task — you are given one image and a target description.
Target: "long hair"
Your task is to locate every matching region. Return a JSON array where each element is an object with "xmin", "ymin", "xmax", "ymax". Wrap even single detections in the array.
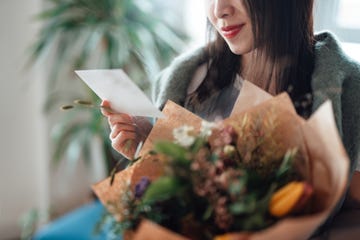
[{"xmin": 192, "ymin": 0, "xmax": 315, "ymax": 117}]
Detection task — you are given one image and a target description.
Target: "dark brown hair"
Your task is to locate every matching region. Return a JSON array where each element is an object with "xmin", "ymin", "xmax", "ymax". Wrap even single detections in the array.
[{"xmin": 193, "ymin": 0, "xmax": 315, "ymax": 117}]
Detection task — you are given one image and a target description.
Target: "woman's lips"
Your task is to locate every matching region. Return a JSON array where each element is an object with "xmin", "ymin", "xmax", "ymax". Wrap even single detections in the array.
[{"xmin": 221, "ymin": 24, "xmax": 244, "ymax": 39}]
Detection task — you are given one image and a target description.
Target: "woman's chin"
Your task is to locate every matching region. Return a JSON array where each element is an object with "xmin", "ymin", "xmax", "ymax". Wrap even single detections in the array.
[{"xmin": 227, "ymin": 43, "xmax": 253, "ymax": 56}]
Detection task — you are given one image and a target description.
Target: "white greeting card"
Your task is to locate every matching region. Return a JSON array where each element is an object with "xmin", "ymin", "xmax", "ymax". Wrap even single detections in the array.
[{"xmin": 75, "ymin": 69, "xmax": 164, "ymax": 118}]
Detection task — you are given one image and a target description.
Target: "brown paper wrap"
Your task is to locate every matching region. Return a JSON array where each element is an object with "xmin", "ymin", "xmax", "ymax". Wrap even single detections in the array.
[{"xmin": 92, "ymin": 81, "xmax": 349, "ymax": 240}]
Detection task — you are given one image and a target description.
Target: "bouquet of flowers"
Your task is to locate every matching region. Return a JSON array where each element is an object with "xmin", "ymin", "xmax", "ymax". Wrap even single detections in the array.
[{"xmin": 93, "ymin": 81, "xmax": 349, "ymax": 240}]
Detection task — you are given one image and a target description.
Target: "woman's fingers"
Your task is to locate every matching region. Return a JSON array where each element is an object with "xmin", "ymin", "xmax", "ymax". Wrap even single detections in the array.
[
  {"xmin": 111, "ymin": 131, "xmax": 137, "ymax": 159},
  {"xmin": 110, "ymin": 123, "xmax": 136, "ymax": 139},
  {"xmin": 101, "ymin": 100, "xmax": 113, "ymax": 116},
  {"xmin": 108, "ymin": 114, "xmax": 133, "ymax": 127},
  {"xmin": 100, "ymin": 102, "xmax": 152, "ymax": 159}
]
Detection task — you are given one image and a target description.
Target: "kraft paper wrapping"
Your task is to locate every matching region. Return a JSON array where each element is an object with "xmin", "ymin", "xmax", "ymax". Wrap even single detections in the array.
[
  {"xmin": 92, "ymin": 100, "xmax": 203, "ymax": 219},
  {"xmin": 92, "ymin": 81, "xmax": 349, "ymax": 240}
]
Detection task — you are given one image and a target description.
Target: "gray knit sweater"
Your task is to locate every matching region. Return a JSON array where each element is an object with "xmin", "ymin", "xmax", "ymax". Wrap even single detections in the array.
[{"xmin": 152, "ymin": 32, "xmax": 360, "ymax": 176}]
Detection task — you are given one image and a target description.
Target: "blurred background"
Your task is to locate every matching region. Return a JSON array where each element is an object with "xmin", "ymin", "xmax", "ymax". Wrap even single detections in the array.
[{"xmin": 0, "ymin": 0, "xmax": 359, "ymax": 239}]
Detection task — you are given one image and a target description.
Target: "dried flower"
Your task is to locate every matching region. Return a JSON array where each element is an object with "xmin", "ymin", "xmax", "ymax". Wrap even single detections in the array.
[
  {"xmin": 223, "ymin": 145, "xmax": 236, "ymax": 157},
  {"xmin": 215, "ymin": 196, "xmax": 233, "ymax": 230},
  {"xmin": 209, "ymin": 125, "xmax": 237, "ymax": 149},
  {"xmin": 200, "ymin": 120, "xmax": 218, "ymax": 137},
  {"xmin": 172, "ymin": 125, "xmax": 196, "ymax": 147}
]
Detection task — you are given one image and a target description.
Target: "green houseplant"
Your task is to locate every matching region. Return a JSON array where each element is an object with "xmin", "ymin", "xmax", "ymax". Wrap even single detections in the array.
[{"xmin": 29, "ymin": 0, "xmax": 188, "ymax": 172}]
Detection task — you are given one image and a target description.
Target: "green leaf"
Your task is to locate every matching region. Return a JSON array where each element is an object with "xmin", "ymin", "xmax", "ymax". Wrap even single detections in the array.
[
  {"xmin": 153, "ymin": 22, "xmax": 187, "ymax": 51},
  {"xmin": 229, "ymin": 178, "xmax": 246, "ymax": 196},
  {"xmin": 276, "ymin": 148, "xmax": 297, "ymax": 179},
  {"xmin": 229, "ymin": 202, "xmax": 248, "ymax": 214},
  {"xmin": 154, "ymin": 141, "xmax": 188, "ymax": 161},
  {"xmin": 229, "ymin": 195, "xmax": 257, "ymax": 215},
  {"xmin": 51, "ymin": 108, "xmax": 97, "ymax": 166},
  {"xmin": 110, "ymin": 160, "xmax": 122, "ymax": 186},
  {"xmin": 190, "ymin": 137, "xmax": 206, "ymax": 153},
  {"xmin": 74, "ymin": 28, "xmax": 102, "ymax": 68},
  {"xmin": 142, "ymin": 176, "xmax": 181, "ymax": 203},
  {"xmin": 202, "ymin": 205, "xmax": 213, "ymax": 220},
  {"xmin": 66, "ymin": 137, "xmax": 83, "ymax": 173},
  {"xmin": 36, "ymin": 2, "xmax": 73, "ymax": 20},
  {"xmin": 242, "ymin": 213, "xmax": 266, "ymax": 230}
]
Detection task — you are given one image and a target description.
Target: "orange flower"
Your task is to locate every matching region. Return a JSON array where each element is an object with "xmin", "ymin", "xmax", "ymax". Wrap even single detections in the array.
[
  {"xmin": 269, "ymin": 181, "xmax": 313, "ymax": 217},
  {"xmin": 214, "ymin": 232, "xmax": 250, "ymax": 240}
]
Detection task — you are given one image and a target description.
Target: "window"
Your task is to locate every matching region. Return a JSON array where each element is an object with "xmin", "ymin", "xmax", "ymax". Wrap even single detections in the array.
[
  {"xmin": 314, "ymin": 0, "xmax": 360, "ymax": 43},
  {"xmin": 314, "ymin": 0, "xmax": 360, "ymax": 61},
  {"xmin": 184, "ymin": 0, "xmax": 207, "ymax": 48},
  {"xmin": 336, "ymin": 0, "xmax": 360, "ymax": 29}
]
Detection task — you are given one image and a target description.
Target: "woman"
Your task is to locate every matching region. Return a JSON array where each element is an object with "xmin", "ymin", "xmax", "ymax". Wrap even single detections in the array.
[{"xmin": 102, "ymin": 0, "xmax": 360, "ymax": 221}]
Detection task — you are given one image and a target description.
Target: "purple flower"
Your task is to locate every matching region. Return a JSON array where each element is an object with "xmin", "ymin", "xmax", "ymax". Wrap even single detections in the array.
[{"xmin": 135, "ymin": 177, "xmax": 151, "ymax": 199}]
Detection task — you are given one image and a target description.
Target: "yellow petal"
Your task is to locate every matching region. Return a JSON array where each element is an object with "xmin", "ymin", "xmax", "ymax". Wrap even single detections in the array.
[{"xmin": 269, "ymin": 181, "xmax": 305, "ymax": 217}]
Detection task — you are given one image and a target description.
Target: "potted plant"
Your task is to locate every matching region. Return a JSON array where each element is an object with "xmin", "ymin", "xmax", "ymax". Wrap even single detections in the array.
[{"xmin": 29, "ymin": 0, "xmax": 188, "ymax": 173}]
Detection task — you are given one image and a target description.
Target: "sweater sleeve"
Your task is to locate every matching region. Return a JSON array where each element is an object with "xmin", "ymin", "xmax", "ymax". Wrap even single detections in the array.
[{"xmin": 341, "ymin": 61, "xmax": 360, "ymax": 175}]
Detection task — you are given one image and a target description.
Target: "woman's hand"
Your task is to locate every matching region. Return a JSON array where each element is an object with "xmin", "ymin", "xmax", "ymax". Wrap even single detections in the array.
[{"xmin": 101, "ymin": 100, "xmax": 152, "ymax": 159}]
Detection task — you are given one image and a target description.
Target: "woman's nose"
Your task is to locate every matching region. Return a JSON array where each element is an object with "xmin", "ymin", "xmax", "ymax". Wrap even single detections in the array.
[{"xmin": 214, "ymin": 0, "xmax": 234, "ymax": 19}]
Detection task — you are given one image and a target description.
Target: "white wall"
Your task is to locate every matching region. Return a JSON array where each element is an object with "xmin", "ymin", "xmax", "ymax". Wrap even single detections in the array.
[
  {"xmin": 0, "ymin": 0, "xmax": 48, "ymax": 238},
  {"xmin": 0, "ymin": 1, "xmax": 103, "ymax": 239}
]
